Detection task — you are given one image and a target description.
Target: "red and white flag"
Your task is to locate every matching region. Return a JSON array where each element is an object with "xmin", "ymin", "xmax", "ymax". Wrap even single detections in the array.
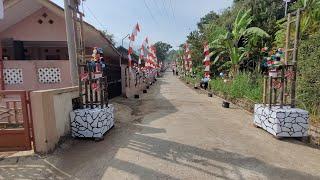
[
  {"xmin": 128, "ymin": 23, "xmax": 141, "ymax": 68},
  {"xmin": 135, "ymin": 23, "xmax": 140, "ymax": 32},
  {"xmin": 131, "ymin": 23, "xmax": 140, "ymax": 40}
]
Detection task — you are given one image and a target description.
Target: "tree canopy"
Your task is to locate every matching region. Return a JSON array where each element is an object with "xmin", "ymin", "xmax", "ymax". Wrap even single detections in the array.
[{"xmin": 154, "ymin": 41, "xmax": 172, "ymax": 62}]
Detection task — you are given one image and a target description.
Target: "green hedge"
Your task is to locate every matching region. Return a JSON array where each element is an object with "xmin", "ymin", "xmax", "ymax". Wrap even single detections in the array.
[
  {"xmin": 298, "ymin": 33, "xmax": 320, "ymax": 123},
  {"xmin": 209, "ymin": 73, "xmax": 263, "ymax": 103}
]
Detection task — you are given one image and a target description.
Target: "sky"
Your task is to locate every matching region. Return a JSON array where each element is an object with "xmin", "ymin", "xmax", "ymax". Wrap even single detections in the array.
[{"xmin": 52, "ymin": 0, "xmax": 233, "ymax": 49}]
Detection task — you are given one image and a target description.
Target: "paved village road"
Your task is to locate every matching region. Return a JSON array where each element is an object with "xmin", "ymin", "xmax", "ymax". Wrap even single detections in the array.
[{"xmin": 1, "ymin": 71, "xmax": 320, "ymax": 180}]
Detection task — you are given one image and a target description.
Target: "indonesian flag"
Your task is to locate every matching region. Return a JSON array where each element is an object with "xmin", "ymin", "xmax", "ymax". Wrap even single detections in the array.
[
  {"xmin": 142, "ymin": 37, "xmax": 148, "ymax": 49},
  {"xmin": 128, "ymin": 23, "xmax": 141, "ymax": 68},
  {"xmin": 131, "ymin": 23, "xmax": 140, "ymax": 39},
  {"xmin": 129, "ymin": 34, "xmax": 135, "ymax": 41},
  {"xmin": 0, "ymin": 0, "xmax": 3, "ymax": 20},
  {"xmin": 135, "ymin": 23, "xmax": 140, "ymax": 33}
]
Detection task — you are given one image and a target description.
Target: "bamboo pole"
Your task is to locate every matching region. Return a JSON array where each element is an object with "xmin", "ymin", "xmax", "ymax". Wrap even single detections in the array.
[
  {"xmin": 263, "ymin": 76, "xmax": 268, "ymax": 105},
  {"xmin": 273, "ymin": 88, "xmax": 277, "ymax": 105},
  {"xmin": 285, "ymin": 14, "xmax": 291, "ymax": 64},
  {"xmin": 269, "ymin": 76, "xmax": 273, "ymax": 108},
  {"xmin": 280, "ymin": 68, "xmax": 285, "ymax": 108},
  {"xmin": 291, "ymin": 9, "xmax": 301, "ymax": 108},
  {"xmin": 88, "ymin": 63, "xmax": 93, "ymax": 109},
  {"xmin": 100, "ymin": 78, "xmax": 104, "ymax": 108},
  {"xmin": 84, "ymin": 79, "xmax": 88, "ymax": 107}
]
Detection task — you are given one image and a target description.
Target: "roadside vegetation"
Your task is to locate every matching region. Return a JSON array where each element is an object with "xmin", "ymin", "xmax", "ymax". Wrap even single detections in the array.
[{"xmin": 172, "ymin": 0, "xmax": 320, "ymax": 124}]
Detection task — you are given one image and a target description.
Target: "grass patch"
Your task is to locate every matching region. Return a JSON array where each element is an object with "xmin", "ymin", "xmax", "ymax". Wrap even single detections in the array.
[{"xmin": 209, "ymin": 73, "xmax": 263, "ymax": 103}]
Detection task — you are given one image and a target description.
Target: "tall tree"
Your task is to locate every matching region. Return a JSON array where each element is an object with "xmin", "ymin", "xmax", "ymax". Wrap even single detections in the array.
[
  {"xmin": 186, "ymin": 30, "xmax": 204, "ymax": 67},
  {"xmin": 154, "ymin": 41, "xmax": 172, "ymax": 62}
]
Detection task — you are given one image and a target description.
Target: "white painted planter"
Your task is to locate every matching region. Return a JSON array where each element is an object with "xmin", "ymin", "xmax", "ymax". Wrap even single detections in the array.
[
  {"xmin": 254, "ymin": 104, "xmax": 309, "ymax": 137},
  {"xmin": 70, "ymin": 104, "xmax": 114, "ymax": 138}
]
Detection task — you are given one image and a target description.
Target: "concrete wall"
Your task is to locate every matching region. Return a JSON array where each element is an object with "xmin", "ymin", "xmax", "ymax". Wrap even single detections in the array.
[
  {"xmin": 0, "ymin": 8, "xmax": 67, "ymax": 41},
  {"xmin": 30, "ymin": 87, "xmax": 78, "ymax": 153},
  {"xmin": 3, "ymin": 60, "xmax": 72, "ymax": 90},
  {"xmin": 122, "ymin": 68, "xmax": 149, "ymax": 98}
]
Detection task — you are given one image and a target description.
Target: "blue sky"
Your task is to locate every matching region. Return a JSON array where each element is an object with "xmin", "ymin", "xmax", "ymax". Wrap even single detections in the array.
[{"xmin": 52, "ymin": 0, "xmax": 232, "ymax": 49}]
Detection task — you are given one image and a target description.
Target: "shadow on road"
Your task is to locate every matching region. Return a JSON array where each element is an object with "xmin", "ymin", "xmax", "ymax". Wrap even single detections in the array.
[{"xmin": 0, "ymin": 74, "xmax": 318, "ymax": 179}]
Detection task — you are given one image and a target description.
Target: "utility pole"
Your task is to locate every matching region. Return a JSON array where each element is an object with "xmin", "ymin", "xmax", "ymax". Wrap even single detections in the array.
[
  {"xmin": 64, "ymin": 0, "xmax": 79, "ymax": 86},
  {"xmin": 121, "ymin": 34, "xmax": 130, "ymax": 66}
]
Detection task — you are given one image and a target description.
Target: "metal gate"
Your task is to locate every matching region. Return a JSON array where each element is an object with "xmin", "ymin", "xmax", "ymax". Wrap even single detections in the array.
[
  {"xmin": 0, "ymin": 91, "xmax": 34, "ymax": 151},
  {"xmin": 107, "ymin": 65, "xmax": 122, "ymax": 99}
]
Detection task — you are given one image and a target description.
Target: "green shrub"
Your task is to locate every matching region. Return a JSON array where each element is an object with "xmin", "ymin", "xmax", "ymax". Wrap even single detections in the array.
[
  {"xmin": 209, "ymin": 73, "xmax": 263, "ymax": 102},
  {"xmin": 298, "ymin": 32, "xmax": 320, "ymax": 123}
]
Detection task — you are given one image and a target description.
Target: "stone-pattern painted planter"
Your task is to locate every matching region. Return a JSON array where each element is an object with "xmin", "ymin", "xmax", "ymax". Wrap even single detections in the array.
[
  {"xmin": 254, "ymin": 104, "xmax": 309, "ymax": 137},
  {"xmin": 70, "ymin": 105, "xmax": 114, "ymax": 138}
]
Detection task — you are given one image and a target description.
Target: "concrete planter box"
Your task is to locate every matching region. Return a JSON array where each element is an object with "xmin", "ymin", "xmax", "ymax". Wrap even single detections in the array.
[
  {"xmin": 254, "ymin": 104, "xmax": 309, "ymax": 137},
  {"xmin": 70, "ymin": 105, "xmax": 114, "ymax": 138}
]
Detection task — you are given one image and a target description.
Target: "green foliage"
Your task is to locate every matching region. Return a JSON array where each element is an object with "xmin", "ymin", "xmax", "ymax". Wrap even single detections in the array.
[
  {"xmin": 275, "ymin": 0, "xmax": 320, "ymax": 46},
  {"xmin": 166, "ymin": 49, "xmax": 177, "ymax": 62},
  {"xmin": 209, "ymin": 9, "xmax": 269, "ymax": 77},
  {"xmin": 297, "ymin": 32, "xmax": 320, "ymax": 122},
  {"xmin": 154, "ymin": 41, "xmax": 172, "ymax": 62},
  {"xmin": 186, "ymin": 31, "xmax": 204, "ymax": 67},
  {"xmin": 176, "ymin": 0, "xmax": 320, "ymax": 123},
  {"xmin": 182, "ymin": 75, "xmax": 200, "ymax": 85},
  {"xmin": 197, "ymin": 11, "xmax": 219, "ymax": 33},
  {"xmin": 209, "ymin": 73, "xmax": 263, "ymax": 102}
]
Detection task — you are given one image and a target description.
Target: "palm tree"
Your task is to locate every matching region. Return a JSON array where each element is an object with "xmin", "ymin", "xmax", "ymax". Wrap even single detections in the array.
[{"xmin": 210, "ymin": 9, "xmax": 270, "ymax": 77}]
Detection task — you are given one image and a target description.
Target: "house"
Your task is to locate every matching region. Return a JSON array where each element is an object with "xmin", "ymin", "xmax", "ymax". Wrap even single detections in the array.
[{"xmin": 0, "ymin": 0, "xmax": 121, "ymax": 97}]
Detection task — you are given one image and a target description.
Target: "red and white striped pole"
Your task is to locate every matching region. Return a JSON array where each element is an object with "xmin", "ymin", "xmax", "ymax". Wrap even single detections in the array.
[
  {"xmin": 184, "ymin": 43, "xmax": 192, "ymax": 74},
  {"xmin": 203, "ymin": 42, "xmax": 210, "ymax": 77}
]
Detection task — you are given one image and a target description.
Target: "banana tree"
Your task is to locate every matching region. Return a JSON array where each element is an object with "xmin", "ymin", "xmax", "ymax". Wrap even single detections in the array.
[{"xmin": 210, "ymin": 9, "xmax": 270, "ymax": 77}]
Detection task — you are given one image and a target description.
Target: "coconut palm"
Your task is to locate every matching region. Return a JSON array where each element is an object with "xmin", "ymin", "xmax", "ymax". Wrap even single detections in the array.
[{"xmin": 209, "ymin": 9, "xmax": 270, "ymax": 77}]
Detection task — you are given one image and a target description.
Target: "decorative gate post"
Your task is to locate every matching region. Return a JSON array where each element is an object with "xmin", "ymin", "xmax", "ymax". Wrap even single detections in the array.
[{"xmin": 253, "ymin": 9, "xmax": 309, "ymax": 138}]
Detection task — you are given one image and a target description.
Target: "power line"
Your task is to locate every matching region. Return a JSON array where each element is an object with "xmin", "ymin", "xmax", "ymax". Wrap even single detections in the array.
[
  {"xmin": 83, "ymin": 3, "xmax": 106, "ymax": 30},
  {"xmin": 168, "ymin": 0, "xmax": 177, "ymax": 25},
  {"xmin": 143, "ymin": 0, "xmax": 159, "ymax": 26},
  {"xmin": 83, "ymin": 2, "xmax": 124, "ymax": 45},
  {"xmin": 161, "ymin": 0, "xmax": 172, "ymax": 24},
  {"xmin": 152, "ymin": 0, "xmax": 165, "ymax": 18}
]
